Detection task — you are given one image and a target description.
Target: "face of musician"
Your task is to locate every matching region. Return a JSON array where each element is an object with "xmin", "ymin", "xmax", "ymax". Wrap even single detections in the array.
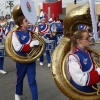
[
  {"xmin": 21, "ymin": 18, "xmax": 29, "ymax": 31},
  {"xmin": 21, "ymin": 18, "xmax": 29, "ymax": 29},
  {"xmin": 72, "ymin": 30, "xmax": 91, "ymax": 50},
  {"xmin": 40, "ymin": 19, "xmax": 46, "ymax": 24},
  {"xmin": 77, "ymin": 31, "xmax": 90, "ymax": 49}
]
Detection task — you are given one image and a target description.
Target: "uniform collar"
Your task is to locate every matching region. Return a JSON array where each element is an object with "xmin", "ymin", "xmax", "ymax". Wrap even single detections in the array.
[{"xmin": 76, "ymin": 45, "xmax": 88, "ymax": 53}]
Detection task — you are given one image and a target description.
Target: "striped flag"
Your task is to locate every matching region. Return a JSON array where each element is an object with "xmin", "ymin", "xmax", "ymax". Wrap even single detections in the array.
[{"xmin": 78, "ymin": 24, "xmax": 89, "ymax": 30}]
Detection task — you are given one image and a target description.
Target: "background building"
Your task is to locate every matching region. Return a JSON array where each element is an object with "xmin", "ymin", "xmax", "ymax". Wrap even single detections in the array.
[
  {"xmin": 43, "ymin": 0, "xmax": 62, "ymax": 21},
  {"xmin": 36, "ymin": 0, "xmax": 100, "ymax": 23},
  {"xmin": 59, "ymin": 2, "xmax": 100, "ymax": 23},
  {"xmin": 1, "ymin": 0, "xmax": 100, "ymax": 24}
]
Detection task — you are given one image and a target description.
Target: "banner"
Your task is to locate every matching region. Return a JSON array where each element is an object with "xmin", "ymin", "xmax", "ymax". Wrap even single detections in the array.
[{"xmin": 89, "ymin": 0, "xmax": 98, "ymax": 42}]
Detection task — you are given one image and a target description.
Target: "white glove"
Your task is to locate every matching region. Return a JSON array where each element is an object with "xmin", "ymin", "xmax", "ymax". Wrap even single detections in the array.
[
  {"xmin": 30, "ymin": 40, "xmax": 39, "ymax": 47},
  {"xmin": 96, "ymin": 68, "xmax": 100, "ymax": 75}
]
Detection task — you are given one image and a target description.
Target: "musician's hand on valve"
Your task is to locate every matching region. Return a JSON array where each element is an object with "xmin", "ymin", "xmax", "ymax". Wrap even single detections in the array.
[{"xmin": 30, "ymin": 40, "xmax": 39, "ymax": 47}]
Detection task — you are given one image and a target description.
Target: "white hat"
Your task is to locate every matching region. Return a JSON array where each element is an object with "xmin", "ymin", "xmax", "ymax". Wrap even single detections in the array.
[
  {"xmin": 40, "ymin": 11, "xmax": 45, "ymax": 20},
  {"xmin": 49, "ymin": 18, "xmax": 53, "ymax": 22},
  {"xmin": 49, "ymin": 18, "xmax": 53, "ymax": 24}
]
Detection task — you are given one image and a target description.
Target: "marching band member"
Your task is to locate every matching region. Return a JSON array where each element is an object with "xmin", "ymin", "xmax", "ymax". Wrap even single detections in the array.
[
  {"xmin": 12, "ymin": 15, "xmax": 39, "ymax": 100},
  {"xmin": 2, "ymin": 25, "xmax": 6, "ymax": 34},
  {"xmin": 67, "ymin": 30, "xmax": 100, "ymax": 93},
  {"xmin": 48, "ymin": 18, "xmax": 53, "ymax": 25},
  {"xmin": 49, "ymin": 18, "xmax": 58, "ymax": 46},
  {"xmin": 51, "ymin": 18, "xmax": 63, "ymax": 44},
  {"xmin": 38, "ymin": 12, "xmax": 51, "ymax": 68},
  {"xmin": 0, "ymin": 25, "xmax": 6, "ymax": 74},
  {"xmin": 55, "ymin": 19, "xmax": 63, "ymax": 34},
  {"xmin": 4, "ymin": 26, "xmax": 9, "ymax": 36},
  {"xmin": 8, "ymin": 21, "xmax": 15, "ymax": 32},
  {"xmin": 49, "ymin": 18, "xmax": 55, "ymax": 34},
  {"xmin": 28, "ymin": 24, "xmax": 38, "ymax": 33}
]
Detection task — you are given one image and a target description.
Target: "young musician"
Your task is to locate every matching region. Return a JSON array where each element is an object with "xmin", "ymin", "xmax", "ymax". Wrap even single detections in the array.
[
  {"xmin": 12, "ymin": 15, "xmax": 39, "ymax": 100},
  {"xmin": 38, "ymin": 12, "xmax": 51, "ymax": 68},
  {"xmin": 0, "ymin": 26, "xmax": 6, "ymax": 74},
  {"xmin": 49, "ymin": 18, "xmax": 58, "ymax": 46},
  {"xmin": 67, "ymin": 30, "xmax": 100, "ymax": 93}
]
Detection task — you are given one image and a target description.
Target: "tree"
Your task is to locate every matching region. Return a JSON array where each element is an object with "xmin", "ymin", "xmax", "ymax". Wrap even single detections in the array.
[
  {"xmin": 5, "ymin": 1, "xmax": 14, "ymax": 16},
  {"xmin": 0, "ymin": 10, "xmax": 4, "ymax": 17}
]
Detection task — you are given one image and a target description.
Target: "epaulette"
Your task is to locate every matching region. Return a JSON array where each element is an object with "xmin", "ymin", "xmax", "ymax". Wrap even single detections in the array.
[
  {"xmin": 15, "ymin": 29, "xmax": 21, "ymax": 32},
  {"xmin": 70, "ymin": 47, "xmax": 79, "ymax": 54}
]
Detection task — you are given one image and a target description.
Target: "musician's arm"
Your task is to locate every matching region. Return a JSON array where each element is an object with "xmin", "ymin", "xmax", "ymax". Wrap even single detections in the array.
[{"xmin": 12, "ymin": 32, "xmax": 31, "ymax": 52}]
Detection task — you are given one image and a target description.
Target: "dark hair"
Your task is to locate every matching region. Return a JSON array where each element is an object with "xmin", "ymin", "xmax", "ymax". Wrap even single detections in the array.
[
  {"xmin": 71, "ymin": 30, "xmax": 88, "ymax": 47},
  {"xmin": 15, "ymin": 15, "xmax": 25, "ymax": 27}
]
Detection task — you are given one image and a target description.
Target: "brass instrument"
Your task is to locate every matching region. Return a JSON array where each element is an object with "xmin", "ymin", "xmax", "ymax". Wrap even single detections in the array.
[
  {"xmin": 4, "ymin": 5, "xmax": 45, "ymax": 63},
  {"xmin": 51, "ymin": 2, "xmax": 100, "ymax": 100}
]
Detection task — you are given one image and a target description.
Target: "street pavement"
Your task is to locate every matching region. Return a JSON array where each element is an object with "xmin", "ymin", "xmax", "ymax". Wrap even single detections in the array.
[
  {"xmin": 0, "ymin": 56, "xmax": 67, "ymax": 100},
  {"xmin": 0, "ymin": 43, "xmax": 100, "ymax": 100}
]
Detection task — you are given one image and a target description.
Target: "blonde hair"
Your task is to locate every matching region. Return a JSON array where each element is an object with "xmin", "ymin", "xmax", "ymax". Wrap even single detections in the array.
[{"xmin": 71, "ymin": 30, "xmax": 88, "ymax": 47}]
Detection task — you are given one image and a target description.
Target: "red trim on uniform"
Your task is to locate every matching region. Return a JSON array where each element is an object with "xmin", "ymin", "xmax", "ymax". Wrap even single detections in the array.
[
  {"xmin": 20, "ymin": 44, "xmax": 31, "ymax": 52},
  {"xmin": 69, "ymin": 53, "xmax": 82, "ymax": 69},
  {"xmin": 0, "ymin": 36, "xmax": 2, "ymax": 38},
  {"xmin": 88, "ymin": 70, "xmax": 100, "ymax": 85},
  {"xmin": 33, "ymin": 27, "xmax": 36, "ymax": 31},
  {"xmin": 87, "ymin": 52, "xmax": 100, "ymax": 85},
  {"xmin": 40, "ymin": 25, "xmax": 49, "ymax": 35},
  {"xmin": 5, "ymin": 32, "xmax": 8, "ymax": 36},
  {"xmin": 30, "ymin": 32, "xmax": 34, "ymax": 39}
]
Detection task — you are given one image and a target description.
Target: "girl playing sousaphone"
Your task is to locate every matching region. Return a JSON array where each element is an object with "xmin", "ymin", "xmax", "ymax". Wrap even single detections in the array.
[{"xmin": 67, "ymin": 30, "xmax": 100, "ymax": 94}]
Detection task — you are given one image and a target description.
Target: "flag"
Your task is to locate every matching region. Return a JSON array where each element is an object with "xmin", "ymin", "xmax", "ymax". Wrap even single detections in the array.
[{"xmin": 78, "ymin": 24, "xmax": 89, "ymax": 30}]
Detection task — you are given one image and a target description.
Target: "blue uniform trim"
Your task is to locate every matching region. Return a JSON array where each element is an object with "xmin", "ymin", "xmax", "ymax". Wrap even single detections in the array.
[
  {"xmin": 15, "ymin": 30, "xmax": 31, "ymax": 56},
  {"xmin": 70, "ymin": 79, "xmax": 97, "ymax": 92},
  {"xmin": 15, "ymin": 61, "xmax": 38, "ymax": 100},
  {"xmin": 75, "ymin": 47, "xmax": 92, "ymax": 72},
  {"xmin": 85, "ymin": 73, "xmax": 89, "ymax": 85}
]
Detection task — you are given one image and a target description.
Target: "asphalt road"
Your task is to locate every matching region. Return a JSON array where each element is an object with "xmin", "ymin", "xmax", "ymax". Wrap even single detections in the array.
[
  {"xmin": 0, "ymin": 43, "xmax": 100, "ymax": 100},
  {"xmin": 0, "ymin": 56, "xmax": 67, "ymax": 100}
]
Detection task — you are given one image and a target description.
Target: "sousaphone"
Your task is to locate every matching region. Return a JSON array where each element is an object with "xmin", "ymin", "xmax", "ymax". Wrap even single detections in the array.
[
  {"xmin": 5, "ymin": 0, "xmax": 45, "ymax": 63},
  {"xmin": 51, "ymin": 2, "xmax": 100, "ymax": 100}
]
